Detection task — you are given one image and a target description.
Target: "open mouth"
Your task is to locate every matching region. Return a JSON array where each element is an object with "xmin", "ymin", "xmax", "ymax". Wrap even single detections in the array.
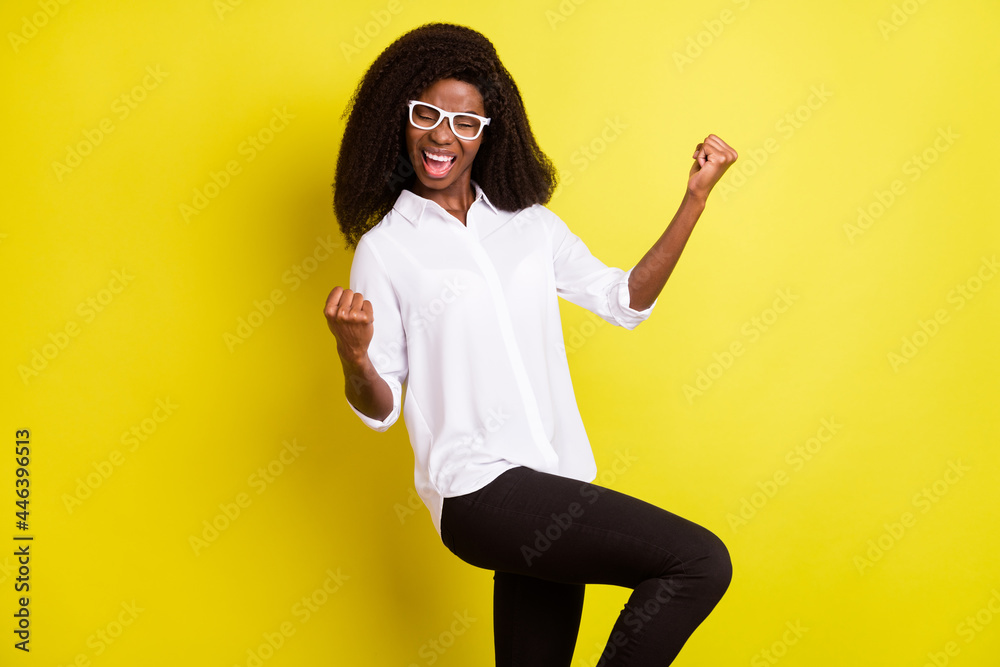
[{"xmin": 421, "ymin": 150, "xmax": 456, "ymax": 178}]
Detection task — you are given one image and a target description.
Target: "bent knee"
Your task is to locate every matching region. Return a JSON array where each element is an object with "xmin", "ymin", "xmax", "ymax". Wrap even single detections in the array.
[
  {"xmin": 708, "ymin": 533, "xmax": 733, "ymax": 595},
  {"xmin": 685, "ymin": 529, "xmax": 733, "ymax": 601}
]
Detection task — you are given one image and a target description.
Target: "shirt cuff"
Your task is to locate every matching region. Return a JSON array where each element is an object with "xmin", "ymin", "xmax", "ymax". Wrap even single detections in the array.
[
  {"xmin": 345, "ymin": 376, "xmax": 402, "ymax": 432},
  {"xmin": 611, "ymin": 266, "xmax": 657, "ymax": 330}
]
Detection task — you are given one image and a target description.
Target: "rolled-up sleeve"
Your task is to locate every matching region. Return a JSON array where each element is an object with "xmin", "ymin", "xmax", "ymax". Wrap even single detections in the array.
[
  {"xmin": 546, "ymin": 207, "xmax": 657, "ymax": 329},
  {"xmin": 345, "ymin": 235, "xmax": 408, "ymax": 431}
]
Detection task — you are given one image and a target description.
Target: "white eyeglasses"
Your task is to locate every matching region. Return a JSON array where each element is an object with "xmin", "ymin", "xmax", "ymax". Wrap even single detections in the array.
[{"xmin": 407, "ymin": 100, "xmax": 491, "ymax": 140}]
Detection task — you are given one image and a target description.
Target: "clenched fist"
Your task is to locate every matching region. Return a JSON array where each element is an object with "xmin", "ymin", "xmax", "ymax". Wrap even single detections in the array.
[
  {"xmin": 324, "ymin": 286, "xmax": 374, "ymax": 363},
  {"xmin": 687, "ymin": 134, "xmax": 738, "ymax": 201}
]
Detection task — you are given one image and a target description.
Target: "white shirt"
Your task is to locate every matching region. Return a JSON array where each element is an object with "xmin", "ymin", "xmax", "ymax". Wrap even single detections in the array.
[{"xmin": 346, "ymin": 181, "xmax": 657, "ymax": 537}]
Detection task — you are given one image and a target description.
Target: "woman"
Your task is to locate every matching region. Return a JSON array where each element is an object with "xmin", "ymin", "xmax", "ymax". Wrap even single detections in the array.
[{"xmin": 325, "ymin": 22, "xmax": 738, "ymax": 666}]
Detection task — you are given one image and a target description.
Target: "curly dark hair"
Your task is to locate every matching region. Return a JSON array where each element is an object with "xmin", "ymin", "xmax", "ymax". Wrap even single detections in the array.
[{"xmin": 333, "ymin": 22, "xmax": 558, "ymax": 250}]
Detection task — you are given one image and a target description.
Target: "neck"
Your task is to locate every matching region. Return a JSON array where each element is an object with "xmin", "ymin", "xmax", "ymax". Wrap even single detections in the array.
[{"xmin": 411, "ymin": 177, "xmax": 476, "ymax": 216}]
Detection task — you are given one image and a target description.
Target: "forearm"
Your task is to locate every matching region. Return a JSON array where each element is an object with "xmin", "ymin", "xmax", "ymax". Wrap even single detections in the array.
[
  {"xmin": 339, "ymin": 347, "xmax": 394, "ymax": 422},
  {"xmin": 627, "ymin": 191, "xmax": 707, "ymax": 311}
]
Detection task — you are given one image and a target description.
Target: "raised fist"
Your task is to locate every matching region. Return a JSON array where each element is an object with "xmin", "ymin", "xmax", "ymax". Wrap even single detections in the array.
[
  {"xmin": 323, "ymin": 286, "xmax": 374, "ymax": 362},
  {"xmin": 687, "ymin": 134, "xmax": 738, "ymax": 201}
]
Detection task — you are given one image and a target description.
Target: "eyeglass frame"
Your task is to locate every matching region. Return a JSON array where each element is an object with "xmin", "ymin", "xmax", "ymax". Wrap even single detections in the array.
[{"xmin": 406, "ymin": 100, "xmax": 491, "ymax": 140}]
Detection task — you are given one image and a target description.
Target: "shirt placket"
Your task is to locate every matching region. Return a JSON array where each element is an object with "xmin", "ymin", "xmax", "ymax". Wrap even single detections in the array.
[{"xmin": 454, "ymin": 207, "xmax": 559, "ymax": 469}]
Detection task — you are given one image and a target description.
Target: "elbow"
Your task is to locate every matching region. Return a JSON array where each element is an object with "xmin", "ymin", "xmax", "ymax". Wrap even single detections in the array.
[
  {"xmin": 346, "ymin": 394, "xmax": 400, "ymax": 431},
  {"xmin": 615, "ymin": 282, "xmax": 656, "ymax": 328}
]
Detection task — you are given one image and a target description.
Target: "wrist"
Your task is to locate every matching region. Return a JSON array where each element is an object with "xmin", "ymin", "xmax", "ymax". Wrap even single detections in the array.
[
  {"xmin": 683, "ymin": 188, "xmax": 709, "ymax": 208},
  {"xmin": 337, "ymin": 344, "xmax": 369, "ymax": 369}
]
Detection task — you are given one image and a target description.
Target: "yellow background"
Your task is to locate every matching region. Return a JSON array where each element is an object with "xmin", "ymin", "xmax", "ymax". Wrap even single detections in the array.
[{"xmin": 2, "ymin": 0, "xmax": 999, "ymax": 665}]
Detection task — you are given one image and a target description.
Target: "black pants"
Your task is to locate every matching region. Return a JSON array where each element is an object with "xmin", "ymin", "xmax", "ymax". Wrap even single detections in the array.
[{"xmin": 440, "ymin": 466, "xmax": 732, "ymax": 666}]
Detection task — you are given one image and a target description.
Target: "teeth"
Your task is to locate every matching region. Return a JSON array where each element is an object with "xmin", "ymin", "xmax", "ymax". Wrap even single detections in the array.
[{"xmin": 424, "ymin": 151, "xmax": 453, "ymax": 162}]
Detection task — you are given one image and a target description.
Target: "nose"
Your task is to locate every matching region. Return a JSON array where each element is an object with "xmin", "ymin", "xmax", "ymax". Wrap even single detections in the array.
[{"xmin": 429, "ymin": 119, "xmax": 457, "ymax": 144}]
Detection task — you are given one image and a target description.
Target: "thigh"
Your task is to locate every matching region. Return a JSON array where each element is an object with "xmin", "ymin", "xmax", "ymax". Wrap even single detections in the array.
[
  {"xmin": 492, "ymin": 571, "xmax": 585, "ymax": 667},
  {"xmin": 440, "ymin": 466, "xmax": 722, "ymax": 589}
]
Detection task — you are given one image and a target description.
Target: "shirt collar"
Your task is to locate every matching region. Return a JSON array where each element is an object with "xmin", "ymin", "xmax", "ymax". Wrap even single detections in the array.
[{"xmin": 393, "ymin": 180, "xmax": 498, "ymax": 227}]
